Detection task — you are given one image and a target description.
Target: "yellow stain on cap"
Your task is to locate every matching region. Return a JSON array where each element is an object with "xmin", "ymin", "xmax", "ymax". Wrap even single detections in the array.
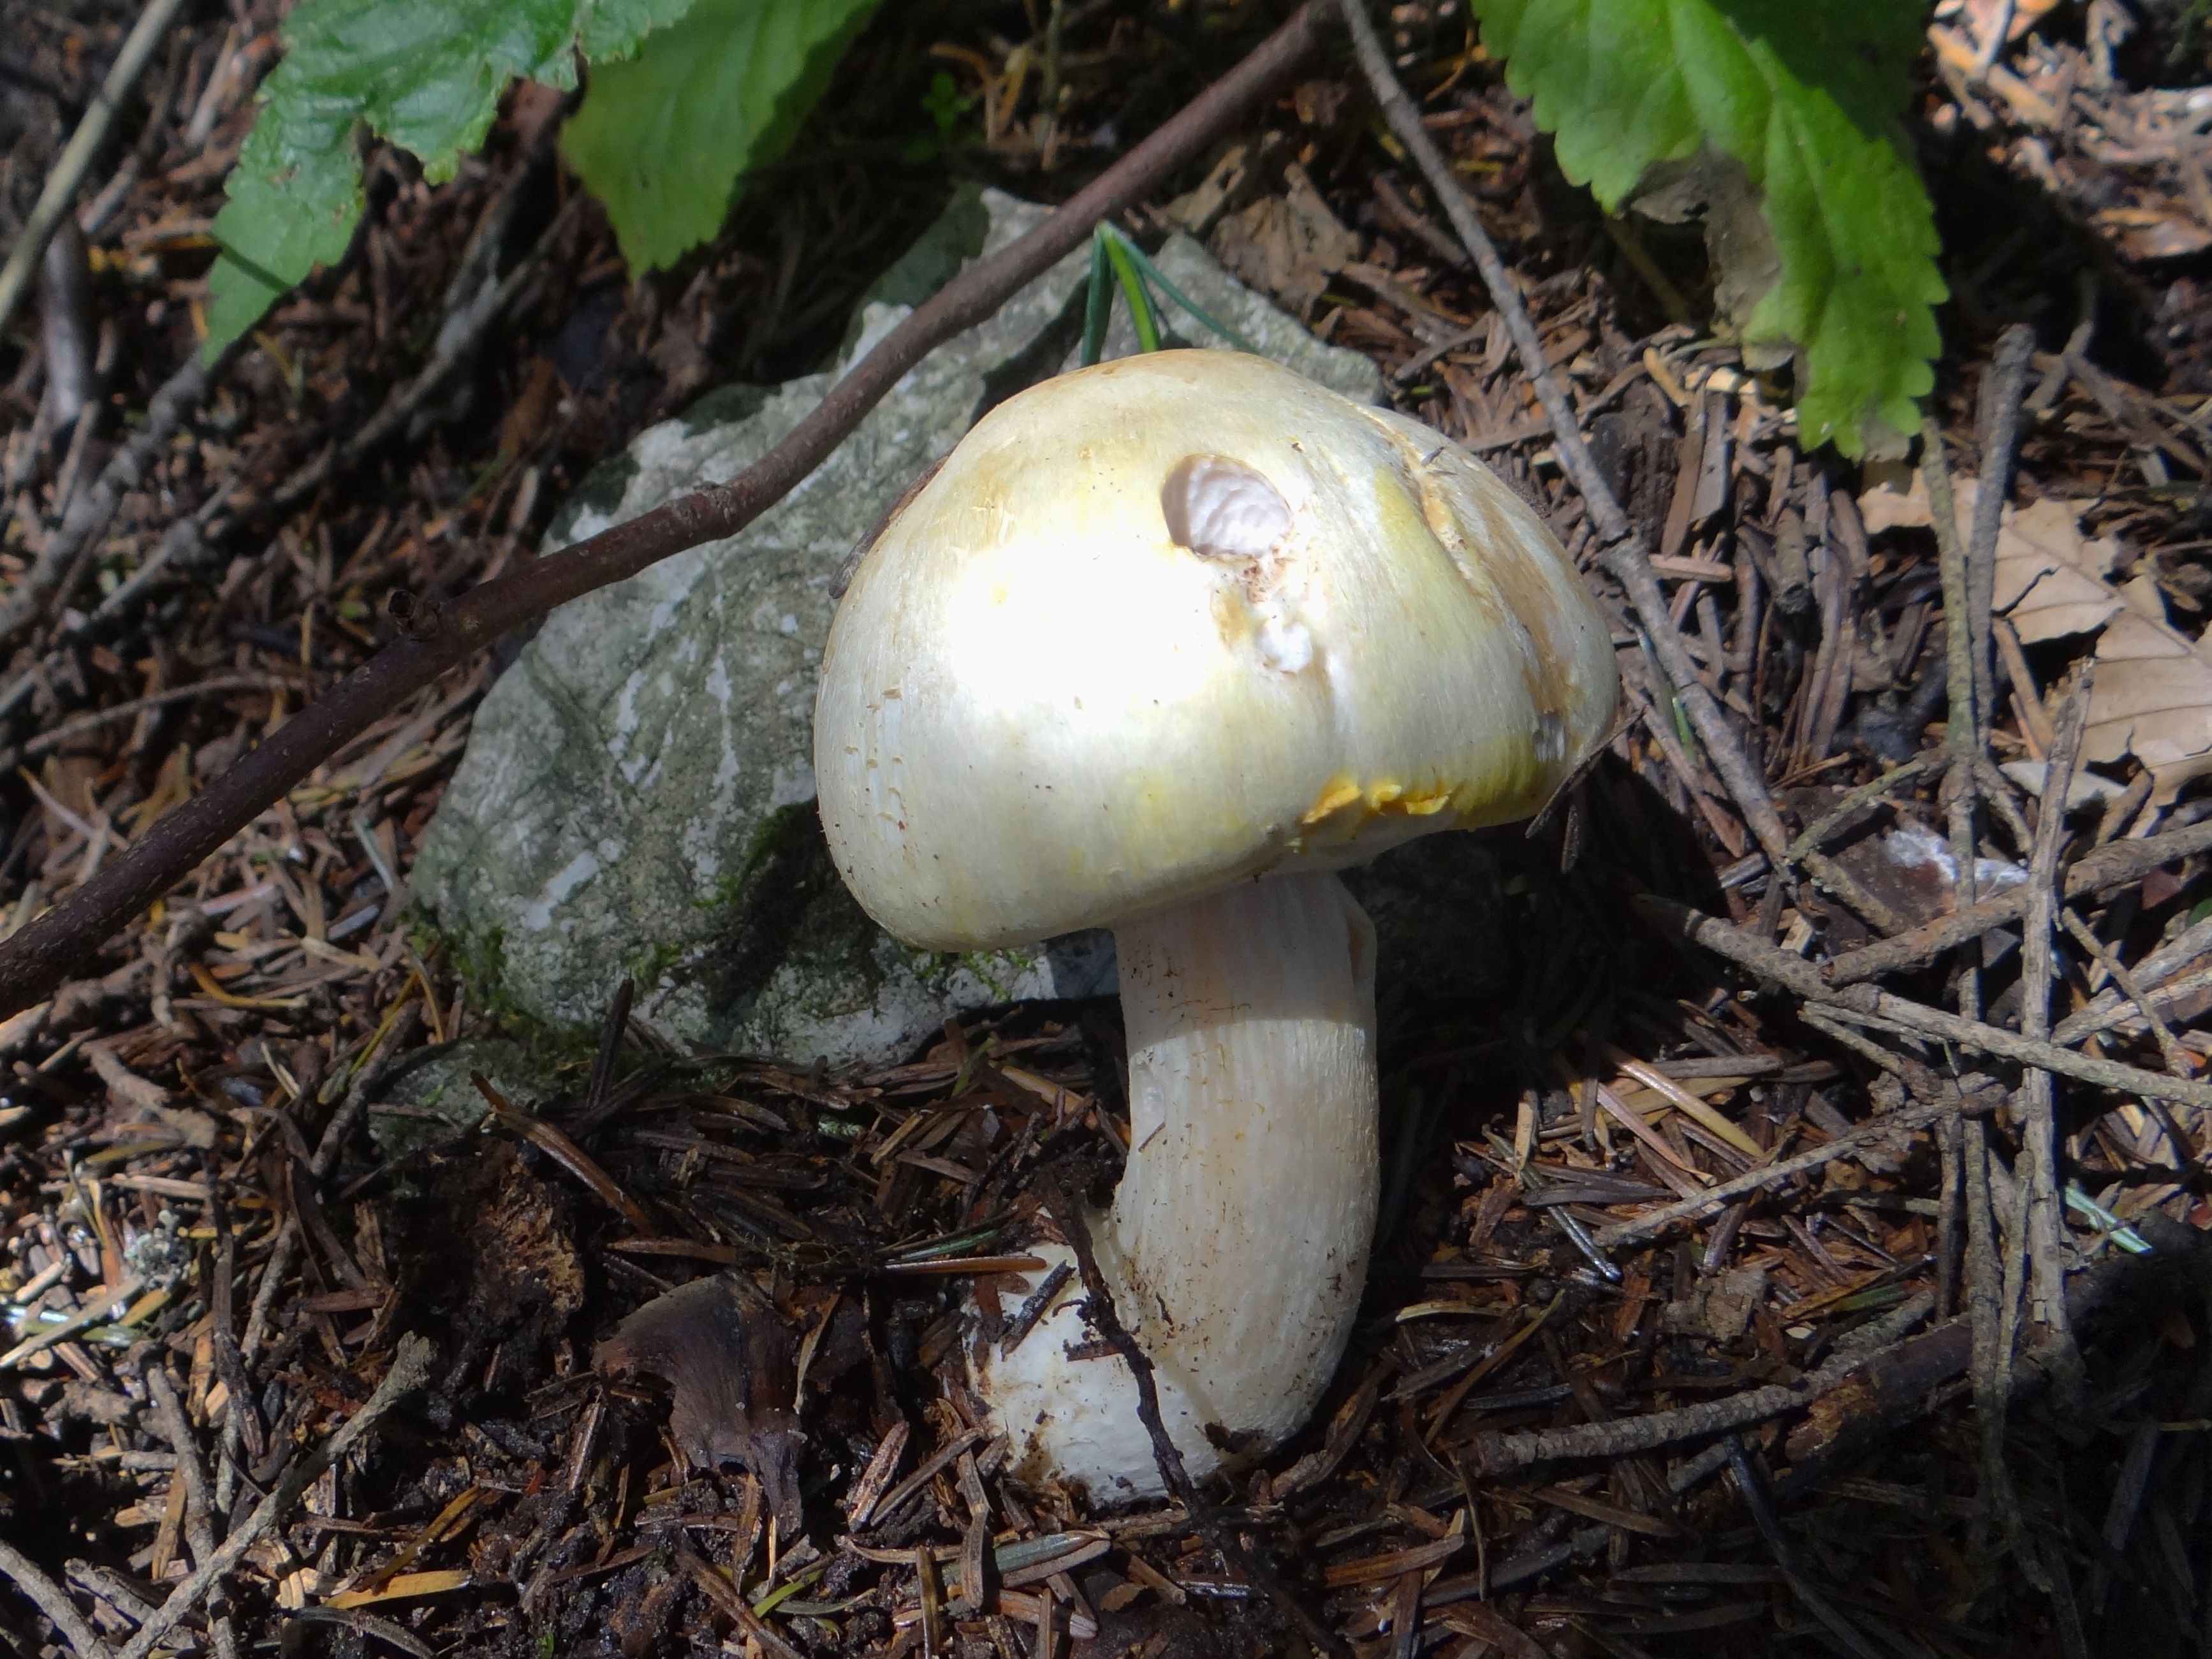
[
  {"xmin": 1301, "ymin": 776, "xmax": 1363, "ymax": 826},
  {"xmin": 1393, "ymin": 785, "xmax": 1453, "ymax": 815},
  {"xmin": 1298, "ymin": 775, "xmax": 1472, "ymax": 843},
  {"xmin": 1298, "ymin": 742, "xmax": 1554, "ymax": 849}
]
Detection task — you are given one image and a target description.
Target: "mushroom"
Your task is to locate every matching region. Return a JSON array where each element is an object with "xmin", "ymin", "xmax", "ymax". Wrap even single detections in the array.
[{"xmin": 814, "ymin": 351, "xmax": 1617, "ymax": 1500}]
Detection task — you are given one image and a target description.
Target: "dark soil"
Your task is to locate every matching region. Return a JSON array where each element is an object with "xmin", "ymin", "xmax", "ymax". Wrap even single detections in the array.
[{"xmin": 3, "ymin": 4, "xmax": 2212, "ymax": 1658}]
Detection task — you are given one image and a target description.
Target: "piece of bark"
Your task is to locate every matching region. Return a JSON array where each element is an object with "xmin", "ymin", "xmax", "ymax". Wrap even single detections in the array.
[{"xmin": 597, "ymin": 1272, "xmax": 803, "ymax": 1533}]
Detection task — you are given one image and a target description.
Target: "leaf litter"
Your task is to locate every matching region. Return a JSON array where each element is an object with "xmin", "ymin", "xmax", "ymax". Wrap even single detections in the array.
[
  {"xmin": 1862, "ymin": 465, "xmax": 2212, "ymax": 798},
  {"xmin": 4, "ymin": 2, "xmax": 2212, "ymax": 1657}
]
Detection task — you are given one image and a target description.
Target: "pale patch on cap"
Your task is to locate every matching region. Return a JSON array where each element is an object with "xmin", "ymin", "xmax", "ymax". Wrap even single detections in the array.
[{"xmin": 1162, "ymin": 455, "xmax": 1291, "ymax": 560}]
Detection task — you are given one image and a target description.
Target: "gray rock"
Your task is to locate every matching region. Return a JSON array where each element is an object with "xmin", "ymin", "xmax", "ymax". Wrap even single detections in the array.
[{"xmin": 413, "ymin": 187, "xmax": 1459, "ymax": 1066}]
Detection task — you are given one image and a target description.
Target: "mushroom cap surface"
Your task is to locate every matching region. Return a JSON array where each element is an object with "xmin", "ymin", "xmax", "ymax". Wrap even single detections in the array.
[{"xmin": 814, "ymin": 350, "xmax": 1618, "ymax": 951}]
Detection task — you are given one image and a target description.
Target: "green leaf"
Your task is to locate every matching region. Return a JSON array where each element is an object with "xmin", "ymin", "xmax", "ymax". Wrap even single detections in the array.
[
  {"xmin": 560, "ymin": 0, "xmax": 882, "ymax": 274},
  {"xmin": 921, "ymin": 69, "xmax": 972, "ymax": 144},
  {"xmin": 1471, "ymin": 0, "xmax": 1944, "ymax": 456},
  {"xmin": 576, "ymin": 0, "xmax": 701, "ymax": 62},
  {"xmin": 203, "ymin": 89, "xmax": 365, "ymax": 356},
  {"xmin": 205, "ymin": 0, "xmax": 703, "ymax": 361}
]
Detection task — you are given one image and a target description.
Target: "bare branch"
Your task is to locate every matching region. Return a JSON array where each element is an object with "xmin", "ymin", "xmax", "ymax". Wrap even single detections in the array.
[{"xmin": 119, "ymin": 1334, "xmax": 435, "ymax": 1659}]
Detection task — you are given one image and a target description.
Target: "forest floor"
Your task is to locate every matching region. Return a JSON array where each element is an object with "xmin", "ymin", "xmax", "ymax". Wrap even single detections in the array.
[{"xmin": 3, "ymin": 1, "xmax": 2212, "ymax": 1656}]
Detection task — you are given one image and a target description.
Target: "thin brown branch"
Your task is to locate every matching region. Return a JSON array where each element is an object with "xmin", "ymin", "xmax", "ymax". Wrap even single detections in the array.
[
  {"xmin": 0, "ymin": 1276, "xmax": 147, "ymax": 1370},
  {"xmin": 1589, "ymin": 1091, "xmax": 1993, "ymax": 1252},
  {"xmin": 0, "ymin": 2, "xmax": 1322, "ymax": 1020},
  {"xmin": 1786, "ymin": 755, "xmax": 1943, "ymax": 863},
  {"xmin": 2053, "ymin": 910, "xmax": 2212, "ymax": 1045},
  {"xmin": 1632, "ymin": 893, "xmax": 2212, "ymax": 1109},
  {"xmin": 240, "ymin": 1001, "xmax": 422, "ymax": 1374},
  {"xmin": 1724, "ymin": 1439, "xmax": 1888, "ymax": 1659},
  {"xmin": 265, "ymin": 193, "xmax": 588, "ymax": 516},
  {"xmin": 1965, "ymin": 1111, "xmax": 2018, "ymax": 1560},
  {"xmin": 1462, "ymin": 1297, "xmax": 1936, "ymax": 1477},
  {"xmin": 678, "ymin": 1547, "xmax": 804, "ymax": 1659},
  {"xmin": 2019, "ymin": 673, "xmax": 2091, "ymax": 1342},
  {"xmin": 0, "ymin": 353, "xmax": 212, "ymax": 653},
  {"xmin": 145, "ymin": 1368, "xmax": 239, "ymax": 1659},
  {"xmin": 0, "ymin": 0, "xmax": 191, "ymax": 341},
  {"xmin": 1937, "ymin": 1113, "xmax": 1964, "ymax": 1319},
  {"xmin": 1802, "ymin": 848, "xmax": 1910, "ymax": 937},
  {"xmin": 0, "ymin": 675, "xmax": 289, "ymax": 772},
  {"xmin": 2059, "ymin": 909, "xmax": 2193, "ymax": 1081},
  {"xmin": 1826, "ymin": 817, "xmax": 2212, "ymax": 985},
  {"xmin": 1968, "ymin": 326, "xmax": 2038, "ymax": 738}
]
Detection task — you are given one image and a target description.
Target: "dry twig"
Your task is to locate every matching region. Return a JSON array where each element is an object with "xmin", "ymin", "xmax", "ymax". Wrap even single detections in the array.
[
  {"xmin": 1633, "ymin": 894, "xmax": 2212, "ymax": 1108},
  {"xmin": 1829, "ymin": 817, "xmax": 2212, "ymax": 984},
  {"xmin": 1590, "ymin": 1091, "xmax": 1996, "ymax": 1252},
  {"xmin": 1463, "ymin": 1296, "xmax": 1935, "ymax": 1477},
  {"xmin": 2018, "ymin": 673, "xmax": 2093, "ymax": 1346},
  {"xmin": 0, "ymin": 354, "xmax": 212, "ymax": 652},
  {"xmin": 0, "ymin": 0, "xmax": 191, "ymax": 340},
  {"xmin": 0, "ymin": 1538, "xmax": 104, "ymax": 1659},
  {"xmin": 117, "ymin": 1334, "xmax": 434, "ymax": 1659},
  {"xmin": 0, "ymin": 674, "xmax": 288, "ymax": 773},
  {"xmin": 1970, "ymin": 327, "xmax": 2037, "ymax": 729},
  {"xmin": 1965, "ymin": 1103, "xmax": 2019, "ymax": 1561},
  {"xmin": 264, "ymin": 194, "xmax": 589, "ymax": 516},
  {"xmin": 146, "ymin": 1367, "xmax": 240, "ymax": 1659}
]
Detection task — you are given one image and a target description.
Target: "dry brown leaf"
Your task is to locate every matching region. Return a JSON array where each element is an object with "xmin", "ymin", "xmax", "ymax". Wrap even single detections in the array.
[
  {"xmin": 596, "ymin": 1270, "xmax": 803, "ymax": 1534},
  {"xmin": 1859, "ymin": 471, "xmax": 2212, "ymax": 799},
  {"xmin": 1829, "ymin": 822, "xmax": 2027, "ymax": 930},
  {"xmin": 1162, "ymin": 142, "xmax": 1251, "ymax": 237},
  {"xmin": 2081, "ymin": 610, "xmax": 2212, "ymax": 796},
  {"xmin": 1208, "ymin": 159, "xmax": 1359, "ymax": 318}
]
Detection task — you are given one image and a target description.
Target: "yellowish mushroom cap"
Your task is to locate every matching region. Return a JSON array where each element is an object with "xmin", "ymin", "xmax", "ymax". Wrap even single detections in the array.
[{"xmin": 815, "ymin": 350, "xmax": 1618, "ymax": 952}]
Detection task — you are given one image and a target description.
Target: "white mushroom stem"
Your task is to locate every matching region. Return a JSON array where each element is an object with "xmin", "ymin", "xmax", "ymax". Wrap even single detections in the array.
[{"xmin": 976, "ymin": 870, "xmax": 1379, "ymax": 1501}]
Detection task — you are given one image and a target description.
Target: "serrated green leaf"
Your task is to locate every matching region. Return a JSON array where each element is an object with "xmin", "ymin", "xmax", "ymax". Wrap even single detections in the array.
[
  {"xmin": 1472, "ymin": 0, "xmax": 1944, "ymax": 455},
  {"xmin": 205, "ymin": 0, "xmax": 703, "ymax": 362},
  {"xmin": 576, "ymin": 0, "xmax": 700, "ymax": 62},
  {"xmin": 204, "ymin": 87, "xmax": 364, "ymax": 356},
  {"xmin": 560, "ymin": 0, "xmax": 881, "ymax": 274}
]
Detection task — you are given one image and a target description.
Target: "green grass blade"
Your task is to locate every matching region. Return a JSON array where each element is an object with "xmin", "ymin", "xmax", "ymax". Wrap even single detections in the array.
[
  {"xmin": 1102, "ymin": 231, "xmax": 1161, "ymax": 353},
  {"xmin": 1081, "ymin": 228, "xmax": 1113, "ymax": 367},
  {"xmin": 1104, "ymin": 226, "xmax": 1257, "ymax": 353}
]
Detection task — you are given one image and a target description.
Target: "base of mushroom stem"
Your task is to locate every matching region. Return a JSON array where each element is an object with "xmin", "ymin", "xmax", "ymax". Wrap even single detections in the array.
[{"xmin": 968, "ymin": 1243, "xmax": 1261, "ymax": 1505}]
